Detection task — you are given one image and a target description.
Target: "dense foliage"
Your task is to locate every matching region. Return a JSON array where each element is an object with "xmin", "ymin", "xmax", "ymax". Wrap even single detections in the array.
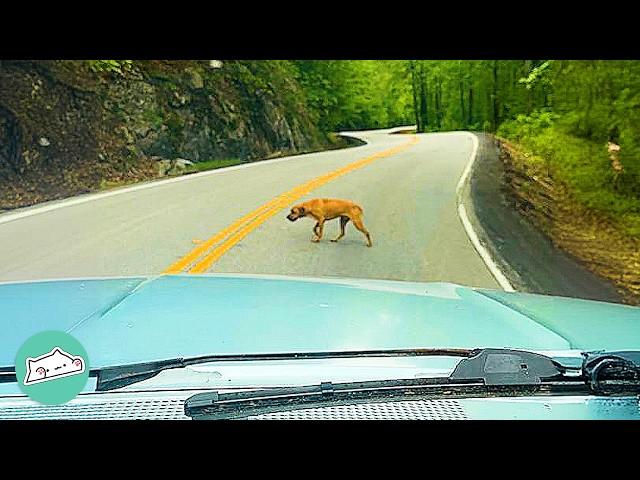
[
  {"xmin": 291, "ymin": 60, "xmax": 640, "ymax": 211},
  {"xmin": 292, "ymin": 60, "xmax": 555, "ymax": 133},
  {"xmin": 87, "ymin": 60, "xmax": 133, "ymax": 75},
  {"xmin": 292, "ymin": 60, "xmax": 414, "ymax": 131}
]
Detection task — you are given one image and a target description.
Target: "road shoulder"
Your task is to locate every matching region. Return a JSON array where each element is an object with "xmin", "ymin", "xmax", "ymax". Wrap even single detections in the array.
[{"xmin": 466, "ymin": 133, "xmax": 625, "ymax": 304}]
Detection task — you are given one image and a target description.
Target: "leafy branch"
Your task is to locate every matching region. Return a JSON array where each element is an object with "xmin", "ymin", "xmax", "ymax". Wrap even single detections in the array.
[
  {"xmin": 87, "ymin": 60, "xmax": 133, "ymax": 76},
  {"xmin": 519, "ymin": 61, "xmax": 551, "ymax": 90}
]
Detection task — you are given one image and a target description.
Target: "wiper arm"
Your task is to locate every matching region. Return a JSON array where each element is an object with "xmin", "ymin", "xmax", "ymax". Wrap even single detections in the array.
[
  {"xmin": 97, "ymin": 358, "xmax": 186, "ymax": 391},
  {"xmin": 449, "ymin": 348, "xmax": 568, "ymax": 384},
  {"xmin": 95, "ymin": 348, "xmax": 475, "ymax": 391},
  {"xmin": 582, "ymin": 351, "xmax": 640, "ymax": 396}
]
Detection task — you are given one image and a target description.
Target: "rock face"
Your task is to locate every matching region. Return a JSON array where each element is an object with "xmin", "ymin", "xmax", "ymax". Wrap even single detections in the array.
[
  {"xmin": 156, "ymin": 158, "xmax": 196, "ymax": 177},
  {"xmin": 0, "ymin": 60, "xmax": 328, "ymax": 210}
]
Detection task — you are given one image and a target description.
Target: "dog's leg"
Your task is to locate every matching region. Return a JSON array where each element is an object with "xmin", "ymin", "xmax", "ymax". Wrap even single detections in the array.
[
  {"xmin": 331, "ymin": 216, "xmax": 349, "ymax": 242},
  {"xmin": 312, "ymin": 218, "xmax": 325, "ymax": 243},
  {"xmin": 352, "ymin": 217, "xmax": 372, "ymax": 247}
]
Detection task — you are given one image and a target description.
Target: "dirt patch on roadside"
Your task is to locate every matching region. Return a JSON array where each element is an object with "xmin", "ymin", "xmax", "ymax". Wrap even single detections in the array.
[{"xmin": 498, "ymin": 137, "xmax": 640, "ymax": 304}]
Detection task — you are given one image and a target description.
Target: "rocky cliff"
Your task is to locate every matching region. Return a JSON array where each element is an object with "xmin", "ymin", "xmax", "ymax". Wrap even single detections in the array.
[{"xmin": 0, "ymin": 60, "xmax": 335, "ymax": 210}]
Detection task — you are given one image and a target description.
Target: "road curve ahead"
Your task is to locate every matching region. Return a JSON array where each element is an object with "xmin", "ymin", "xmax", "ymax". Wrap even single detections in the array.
[{"xmin": 0, "ymin": 128, "xmax": 500, "ymax": 289}]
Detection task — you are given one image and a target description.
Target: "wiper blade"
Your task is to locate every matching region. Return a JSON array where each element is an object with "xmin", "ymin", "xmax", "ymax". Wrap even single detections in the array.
[
  {"xmin": 184, "ymin": 349, "xmax": 576, "ymax": 419},
  {"xmin": 183, "ymin": 350, "xmax": 640, "ymax": 420},
  {"xmin": 95, "ymin": 348, "xmax": 475, "ymax": 391},
  {"xmin": 185, "ymin": 376, "xmax": 491, "ymax": 419}
]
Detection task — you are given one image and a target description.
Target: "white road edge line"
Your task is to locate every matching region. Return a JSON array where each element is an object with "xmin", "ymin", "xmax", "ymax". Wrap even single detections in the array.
[
  {"xmin": 456, "ymin": 133, "xmax": 515, "ymax": 292},
  {"xmin": 0, "ymin": 132, "xmax": 375, "ymax": 227},
  {"xmin": 0, "ymin": 157, "xmax": 311, "ymax": 226}
]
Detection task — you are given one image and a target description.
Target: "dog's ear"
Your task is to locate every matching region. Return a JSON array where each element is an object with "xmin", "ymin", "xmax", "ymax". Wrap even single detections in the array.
[{"xmin": 298, "ymin": 206, "xmax": 305, "ymax": 215}]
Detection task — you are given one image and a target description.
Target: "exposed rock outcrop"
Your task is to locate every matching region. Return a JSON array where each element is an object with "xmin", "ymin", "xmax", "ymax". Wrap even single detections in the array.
[{"xmin": 0, "ymin": 60, "xmax": 330, "ymax": 210}]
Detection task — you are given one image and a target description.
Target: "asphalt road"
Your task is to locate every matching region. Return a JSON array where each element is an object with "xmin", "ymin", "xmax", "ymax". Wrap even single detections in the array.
[{"xmin": 0, "ymin": 128, "xmax": 500, "ymax": 288}]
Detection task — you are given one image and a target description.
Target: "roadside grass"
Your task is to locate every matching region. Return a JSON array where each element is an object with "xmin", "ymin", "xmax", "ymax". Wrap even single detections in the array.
[
  {"xmin": 3, "ymin": 132, "xmax": 362, "ymax": 211},
  {"xmin": 97, "ymin": 159, "xmax": 244, "ymax": 192},
  {"xmin": 193, "ymin": 159, "xmax": 245, "ymax": 172},
  {"xmin": 93, "ymin": 134, "xmax": 359, "ymax": 195},
  {"xmin": 497, "ymin": 123, "xmax": 640, "ymax": 238}
]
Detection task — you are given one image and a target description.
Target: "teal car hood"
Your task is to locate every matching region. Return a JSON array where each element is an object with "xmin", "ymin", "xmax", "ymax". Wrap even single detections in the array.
[{"xmin": 2, "ymin": 274, "xmax": 640, "ymax": 369}]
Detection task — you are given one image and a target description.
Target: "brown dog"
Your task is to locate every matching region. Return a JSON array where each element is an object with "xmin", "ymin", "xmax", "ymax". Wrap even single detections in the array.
[{"xmin": 286, "ymin": 198, "xmax": 372, "ymax": 247}]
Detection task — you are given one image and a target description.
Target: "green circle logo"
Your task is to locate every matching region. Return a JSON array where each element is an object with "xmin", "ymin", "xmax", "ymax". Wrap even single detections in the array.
[{"xmin": 15, "ymin": 331, "xmax": 90, "ymax": 405}]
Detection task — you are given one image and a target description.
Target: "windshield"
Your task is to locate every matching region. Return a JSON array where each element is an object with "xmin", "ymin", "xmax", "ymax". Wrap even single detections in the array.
[
  {"xmin": 2, "ymin": 60, "xmax": 638, "ymax": 302},
  {"xmin": 1, "ymin": 60, "xmax": 640, "ymax": 417}
]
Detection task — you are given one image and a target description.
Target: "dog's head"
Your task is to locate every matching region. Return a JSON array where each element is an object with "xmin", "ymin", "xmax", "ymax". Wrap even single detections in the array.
[{"xmin": 287, "ymin": 205, "xmax": 306, "ymax": 222}]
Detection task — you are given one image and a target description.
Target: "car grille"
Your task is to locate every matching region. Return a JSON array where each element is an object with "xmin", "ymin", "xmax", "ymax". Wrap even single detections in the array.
[
  {"xmin": 0, "ymin": 394, "xmax": 468, "ymax": 420},
  {"xmin": 0, "ymin": 393, "xmax": 191, "ymax": 420},
  {"xmin": 246, "ymin": 399, "xmax": 468, "ymax": 420}
]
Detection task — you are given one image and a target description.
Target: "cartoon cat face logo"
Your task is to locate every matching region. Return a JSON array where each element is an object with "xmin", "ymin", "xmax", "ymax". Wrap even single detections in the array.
[{"xmin": 24, "ymin": 347, "xmax": 85, "ymax": 385}]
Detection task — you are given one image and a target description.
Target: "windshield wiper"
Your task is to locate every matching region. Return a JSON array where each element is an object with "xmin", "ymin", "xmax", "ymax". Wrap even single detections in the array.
[
  {"xmin": 184, "ymin": 349, "xmax": 640, "ymax": 420},
  {"xmin": 94, "ymin": 348, "xmax": 475, "ymax": 391}
]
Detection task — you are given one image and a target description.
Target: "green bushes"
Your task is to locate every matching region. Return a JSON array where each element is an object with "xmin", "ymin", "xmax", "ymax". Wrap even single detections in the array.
[
  {"xmin": 497, "ymin": 111, "xmax": 559, "ymax": 141},
  {"xmin": 193, "ymin": 159, "xmax": 244, "ymax": 171},
  {"xmin": 499, "ymin": 112, "xmax": 640, "ymax": 237},
  {"xmin": 87, "ymin": 60, "xmax": 133, "ymax": 76}
]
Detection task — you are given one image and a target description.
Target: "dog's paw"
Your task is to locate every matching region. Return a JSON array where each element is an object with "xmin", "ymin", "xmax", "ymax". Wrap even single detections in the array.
[{"xmin": 311, "ymin": 238, "xmax": 320, "ymax": 243}]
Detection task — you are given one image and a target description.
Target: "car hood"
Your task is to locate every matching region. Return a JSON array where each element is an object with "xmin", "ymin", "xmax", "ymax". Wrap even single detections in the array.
[{"xmin": 2, "ymin": 274, "xmax": 640, "ymax": 369}]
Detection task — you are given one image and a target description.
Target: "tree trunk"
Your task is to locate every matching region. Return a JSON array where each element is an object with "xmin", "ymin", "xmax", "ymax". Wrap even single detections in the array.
[
  {"xmin": 492, "ymin": 60, "xmax": 499, "ymax": 131},
  {"xmin": 525, "ymin": 60, "xmax": 533, "ymax": 114},
  {"xmin": 435, "ymin": 76, "xmax": 442, "ymax": 129},
  {"xmin": 418, "ymin": 62, "xmax": 428, "ymax": 132},
  {"xmin": 468, "ymin": 87, "xmax": 474, "ymax": 127},
  {"xmin": 409, "ymin": 61, "xmax": 421, "ymax": 132},
  {"xmin": 458, "ymin": 61, "xmax": 466, "ymax": 129},
  {"xmin": 460, "ymin": 80, "xmax": 466, "ymax": 129}
]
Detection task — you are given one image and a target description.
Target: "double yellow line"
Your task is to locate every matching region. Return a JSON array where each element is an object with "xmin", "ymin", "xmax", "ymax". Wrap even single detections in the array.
[{"xmin": 163, "ymin": 135, "xmax": 419, "ymax": 274}]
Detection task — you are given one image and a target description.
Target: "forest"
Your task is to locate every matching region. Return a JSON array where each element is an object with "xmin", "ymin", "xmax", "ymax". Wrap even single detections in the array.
[{"xmin": 1, "ymin": 59, "xmax": 638, "ymax": 300}]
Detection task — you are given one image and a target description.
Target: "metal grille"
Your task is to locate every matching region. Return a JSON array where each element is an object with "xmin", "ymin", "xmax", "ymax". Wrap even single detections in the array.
[
  {"xmin": 0, "ymin": 395, "xmax": 467, "ymax": 420},
  {"xmin": 0, "ymin": 397, "xmax": 190, "ymax": 420},
  {"xmin": 247, "ymin": 399, "xmax": 468, "ymax": 420}
]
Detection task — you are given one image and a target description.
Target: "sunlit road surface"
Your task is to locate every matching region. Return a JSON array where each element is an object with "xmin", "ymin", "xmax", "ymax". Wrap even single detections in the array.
[{"xmin": 0, "ymin": 128, "xmax": 499, "ymax": 289}]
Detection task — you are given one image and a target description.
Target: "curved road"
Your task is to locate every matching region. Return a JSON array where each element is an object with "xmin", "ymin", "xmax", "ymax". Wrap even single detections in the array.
[{"xmin": 0, "ymin": 128, "xmax": 500, "ymax": 288}]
